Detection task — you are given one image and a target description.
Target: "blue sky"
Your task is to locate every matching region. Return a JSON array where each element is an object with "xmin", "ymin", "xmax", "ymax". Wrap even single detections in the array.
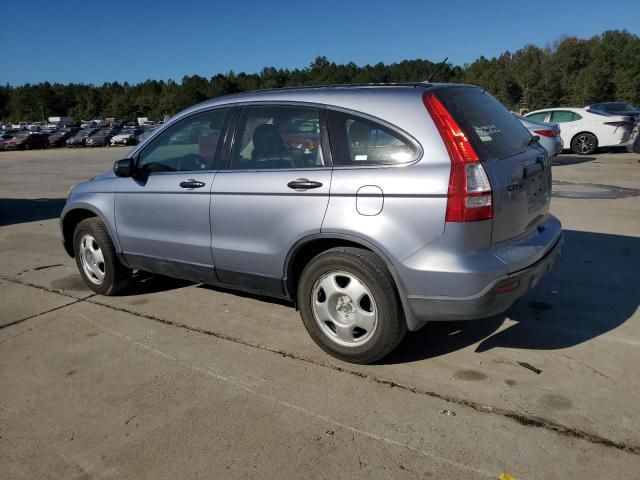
[{"xmin": 1, "ymin": 0, "xmax": 638, "ymax": 86}]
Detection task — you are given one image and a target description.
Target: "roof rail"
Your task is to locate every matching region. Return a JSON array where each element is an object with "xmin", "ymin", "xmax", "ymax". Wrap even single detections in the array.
[{"xmin": 225, "ymin": 82, "xmax": 434, "ymax": 96}]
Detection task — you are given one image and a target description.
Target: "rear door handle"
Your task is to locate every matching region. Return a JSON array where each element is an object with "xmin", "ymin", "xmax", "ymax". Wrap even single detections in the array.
[
  {"xmin": 287, "ymin": 178, "xmax": 323, "ymax": 190},
  {"xmin": 180, "ymin": 179, "xmax": 206, "ymax": 189}
]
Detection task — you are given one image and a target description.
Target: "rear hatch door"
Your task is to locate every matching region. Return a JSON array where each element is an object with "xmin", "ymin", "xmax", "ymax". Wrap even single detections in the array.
[{"xmin": 435, "ymin": 86, "xmax": 552, "ymax": 244}]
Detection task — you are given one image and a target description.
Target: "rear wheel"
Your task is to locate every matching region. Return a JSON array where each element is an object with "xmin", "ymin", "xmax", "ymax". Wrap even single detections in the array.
[
  {"xmin": 571, "ymin": 132, "xmax": 597, "ymax": 155},
  {"xmin": 73, "ymin": 218, "xmax": 133, "ymax": 295},
  {"xmin": 297, "ymin": 247, "xmax": 406, "ymax": 364}
]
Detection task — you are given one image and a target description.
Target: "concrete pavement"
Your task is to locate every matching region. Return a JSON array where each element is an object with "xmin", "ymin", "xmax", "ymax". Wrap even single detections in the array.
[{"xmin": 0, "ymin": 147, "xmax": 639, "ymax": 478}]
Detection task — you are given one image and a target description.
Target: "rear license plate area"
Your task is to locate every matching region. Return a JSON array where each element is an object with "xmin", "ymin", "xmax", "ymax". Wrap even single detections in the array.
[{"xmin": 526, "ymin": 171, "xmax": 548, "ymax": 211}]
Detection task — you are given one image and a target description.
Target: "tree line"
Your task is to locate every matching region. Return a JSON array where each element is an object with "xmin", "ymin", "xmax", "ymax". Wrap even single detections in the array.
[{"xmin": 1, "ymin": 30, "xmax": 638, "ymax": 123}]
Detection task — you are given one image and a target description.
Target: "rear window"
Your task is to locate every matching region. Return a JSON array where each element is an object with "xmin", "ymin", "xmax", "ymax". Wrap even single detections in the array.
[
  {"xmin": 550, "ymin": 110, "xmax": 581, "ymax": 123},
  {"xmin": 327, "ymin": 110, "xmax": 419, "ymax": 166},
  {"xmin": 435, "ymin": 87, "xmax": 532, "ymax": 161},
  {"xmin": 525, "ymin": 112, "xmax": 548, "ymax": 122}
]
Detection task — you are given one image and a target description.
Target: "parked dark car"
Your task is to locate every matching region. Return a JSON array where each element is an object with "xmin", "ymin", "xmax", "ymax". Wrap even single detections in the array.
[
  {"xmin": 2, "ymin": 132, "xmax": 48, "ymax": 150},
  {"xmin": 111, "ymin": 127, "xmax": 144, "ymax": 146},
  {"xmin": 66, "ymin": 129, "xmax": 98, "ymax": 147},
  {"xmin": 587, "ymin": 102, "xmax": 640, "ymax": 118},
  {"xmin": 0, "ymin": 133, "xmax": 16, "ymax": 150},
  {"xmin": 48, "ymin": 130, "xmax": 75, "ymax": 147},
  {"xmin": 85, "ymin": 130, "xmax": 114, "ymax": 147}
]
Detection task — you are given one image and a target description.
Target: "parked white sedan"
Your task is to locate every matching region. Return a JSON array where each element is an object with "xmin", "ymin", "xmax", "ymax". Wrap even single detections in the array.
[{"xmin": 524, "ymin": 107, "xmax": 633, "ymax": 155}]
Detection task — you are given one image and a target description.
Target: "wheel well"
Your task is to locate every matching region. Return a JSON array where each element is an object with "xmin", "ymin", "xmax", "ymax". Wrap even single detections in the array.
[
  {"xmin": 286, "ymin": 238, "xmax": 379, "ymax": 300},
  {"xmin": 62, "ymin": 209, "xmax": 97, "ymax": 257},
  {"xmin": 571, "ymin": 131, "xmax": 598, "ymax": 146}
]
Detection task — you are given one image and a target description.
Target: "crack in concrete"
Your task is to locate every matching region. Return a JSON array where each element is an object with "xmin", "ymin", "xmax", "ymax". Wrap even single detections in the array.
[
  {"xmin": 2, "ymin": 275, "xmax": 639, "ymax": 456},
  {"xmin": 0, "ymin": 275, "xmax": 89, "ymax": 300},
  {"xmin": 32, "ymin": 264, "xmax": 64, "ymax": 271},
  {"xmin": 0, "ymin": 299, "xmax": 85, "ymax": 331}
]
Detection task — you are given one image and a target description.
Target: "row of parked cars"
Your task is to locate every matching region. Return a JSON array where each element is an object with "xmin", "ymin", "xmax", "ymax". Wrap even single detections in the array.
[
  {"xmin": 518, "ymin": 101, "xmax": 640, "ymax": 156},
  {"xmin": 0, "ymin": 124, "xmax": 158, "ymax": 151},
  {"xmin": 2, "ymin": 100, "xmax": 638, "ymax": 155}
]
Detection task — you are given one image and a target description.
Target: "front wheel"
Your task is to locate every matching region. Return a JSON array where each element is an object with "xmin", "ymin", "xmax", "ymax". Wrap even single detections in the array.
[
  {"xmin": 297, "ymin": 247, "xmax": 406, "ymax": 364},
  {"xmin": 73, "ymin": 218, "xmax": 133, "ymax": 295},
  {"xmin": 571, "ymin": 132, "xmax": 597, "ymax": 155}
]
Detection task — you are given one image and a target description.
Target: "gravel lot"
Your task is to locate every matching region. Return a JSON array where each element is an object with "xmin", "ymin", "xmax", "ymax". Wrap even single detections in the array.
[{"xmin": 1, "ymin": 147, "xmax": 639, "ymax": 479}]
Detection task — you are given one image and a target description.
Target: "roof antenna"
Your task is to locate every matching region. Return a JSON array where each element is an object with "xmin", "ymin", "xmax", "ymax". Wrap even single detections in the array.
[{"xmin": 424, "ymin": 57, "xmax": 449, "ymax": 83}]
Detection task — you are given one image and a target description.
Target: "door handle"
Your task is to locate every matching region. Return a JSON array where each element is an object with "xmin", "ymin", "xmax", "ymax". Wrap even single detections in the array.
[
  {"xmin": 180, "ymin": 179, "xmax": 206, "ymax": 189},
  {"xmin": 287, "ymin": 178, "xmax": 323, "ymax": 190}
]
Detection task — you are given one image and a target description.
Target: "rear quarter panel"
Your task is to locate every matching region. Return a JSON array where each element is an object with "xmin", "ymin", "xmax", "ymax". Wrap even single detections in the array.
[
  {"xmin": 322, "ymin": 163, "xmax": 449, "ymax": 263},
  {"xmin": 319, "ymin": 88, "xmax": 452, "ymax": 264}
]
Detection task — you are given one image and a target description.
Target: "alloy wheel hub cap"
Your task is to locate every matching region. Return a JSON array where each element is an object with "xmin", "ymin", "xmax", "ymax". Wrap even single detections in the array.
[
  {"xmin": 311, "ymin": 270, "xmax": 378, "ymax": 347},
  {"xmin": 336, "ymin": 295, "xmax": 356, "ymax": 321}
]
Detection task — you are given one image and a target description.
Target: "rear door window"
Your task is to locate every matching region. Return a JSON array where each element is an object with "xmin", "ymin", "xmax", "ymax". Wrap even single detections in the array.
[
  {"xmin": 327, "ymin": 110, "xmax": 419, "ymax": 166},
  {"xmin": 525, "ymin": 112, "xmax": 548, "ymax": 122},
  {"xmin": 435, "ymin": 87, "xmax": 533, "ymax": 161},
  {"xmin": 550, "ymin": 110, "xmax": 581, "ymax": 123}
]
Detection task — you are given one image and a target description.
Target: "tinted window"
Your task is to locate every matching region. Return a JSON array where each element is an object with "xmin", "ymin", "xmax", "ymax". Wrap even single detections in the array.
[
  {"xmin": 229, "ymin": 106, "xmax": 324, "ymax": 170},
  {"xmin": 138, "ymin": 108, "xmax": 229, "ymax": 173},
  {"xmin": 593, "ymin": 102, "xmax": 634, "ymax": 112},
  {"xmin": 525, "ymin": 112, "xmax": 548, "ymax": 122},
  {"xmin": 436, "ymin": 87, "xmax": 532, "ymax": 161},
  {"xmin": 551, "ymin": 111, "xmax": 581, "ymax": 123},
  {"xmin": 327, "ymin": 111, "xmax": 418, "ymax": 166}
]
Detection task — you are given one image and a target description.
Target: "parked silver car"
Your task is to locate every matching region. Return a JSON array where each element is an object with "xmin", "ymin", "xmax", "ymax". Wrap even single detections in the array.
[
  {"xmin": 61, "ymin": 84, "xmax": 563, "ymax": 363},
  {"xmin": 516, "ymin": 114, "xmax": 563, "ymax": 156}
]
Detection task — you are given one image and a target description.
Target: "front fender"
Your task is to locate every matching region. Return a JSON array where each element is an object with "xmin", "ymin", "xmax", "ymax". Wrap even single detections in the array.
[{"xmin": 60, "ymin": 193, "xmax": 124, "ymax": 264}]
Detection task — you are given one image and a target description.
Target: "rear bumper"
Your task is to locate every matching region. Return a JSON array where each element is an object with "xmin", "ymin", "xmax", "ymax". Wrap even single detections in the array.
[
  {"xmin": 398, "ymin": 215, "xmax": 563, "ymax": 330},
  {"xmin": 407, "ymin": 233, "xmax": 563, "ymax": 325}
]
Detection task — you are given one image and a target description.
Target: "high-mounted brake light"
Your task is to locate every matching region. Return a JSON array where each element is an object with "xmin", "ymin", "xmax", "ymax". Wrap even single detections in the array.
[
  {"xmin": 423, "ymin": 92, "xmax": 493, "ymax": 222},
  {"xmin": 533, "ymin": 129, "xmax": 556, "ymax": 137}
]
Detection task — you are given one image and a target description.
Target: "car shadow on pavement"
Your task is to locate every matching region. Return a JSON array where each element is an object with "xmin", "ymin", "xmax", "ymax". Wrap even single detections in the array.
[
  {"xmin": 552, "ymin": 155, "xmax": 595, "ymax": 166},
  {"xmin": 0, "ymin": 198, "xmax": 67, "ymax": 227},
  {"xmin": 383, "ymin": 230, "xmax": 639, "ymax": 364},
  {"xmin": 120, "ymin": 273, "xmax": 195, "ymax": 296},
  {"xmin": 198, "ymin": 284, "xmax": 294, "ymax": 307}
]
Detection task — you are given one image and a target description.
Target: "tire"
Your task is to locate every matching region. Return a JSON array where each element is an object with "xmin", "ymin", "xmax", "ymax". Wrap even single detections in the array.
[
  {"xmin": 73, "ymin": 218, "xmax": 133, "ymax": 295},
  {"xmin": 571, "ymin": 132, "xmax": 598, "ymax": 155},
  {"xmin": 297, "ymin": 247, "xmax": 406, "ymax": 364}
]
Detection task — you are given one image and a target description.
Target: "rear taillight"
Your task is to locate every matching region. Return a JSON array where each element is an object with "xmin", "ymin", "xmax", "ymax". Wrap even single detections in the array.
[
  {"xmin": 604, "ymin": 121, "xmax": 632, "ymax": 127},
  {"xmin": 423, "ymin": 92, "xmax": 493, "ymax": 222},
  {"xmin": 533, "ymin": 129, "xmax": 556, "ymax": 137}
]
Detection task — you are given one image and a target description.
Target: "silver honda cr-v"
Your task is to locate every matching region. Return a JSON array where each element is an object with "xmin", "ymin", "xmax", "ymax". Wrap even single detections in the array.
[{"xmin": 61, "ymin": 83, "xmax": 563, "ymax": 364}]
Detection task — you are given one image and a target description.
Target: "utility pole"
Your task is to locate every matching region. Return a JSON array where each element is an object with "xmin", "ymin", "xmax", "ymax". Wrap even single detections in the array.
[{"xmin": 40, "ymin": 104, "xmax": 45, "ymax": 123}]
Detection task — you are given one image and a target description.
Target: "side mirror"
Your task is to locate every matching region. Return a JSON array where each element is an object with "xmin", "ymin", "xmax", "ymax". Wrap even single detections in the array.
[{"xmin": 113, "ymin": 158, "xmax": 136, "ymax": 177}]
